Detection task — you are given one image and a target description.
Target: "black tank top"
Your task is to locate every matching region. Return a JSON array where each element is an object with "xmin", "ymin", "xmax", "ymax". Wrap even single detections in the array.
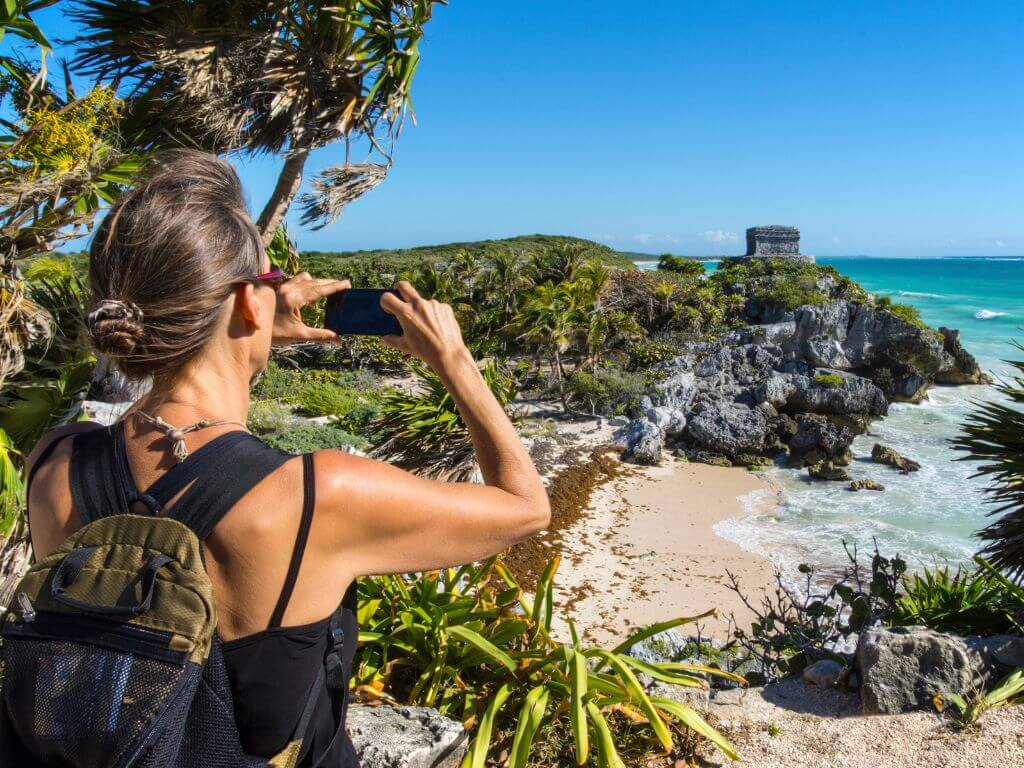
[{"xmin": 29, "ymin": 423, "xmax": 360, "ymax": 767}]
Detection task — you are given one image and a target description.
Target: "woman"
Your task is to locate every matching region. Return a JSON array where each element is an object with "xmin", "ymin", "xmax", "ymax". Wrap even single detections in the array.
[{"xmin": 23, "ymin": 151, "xmax": 550, "ymax": 766}]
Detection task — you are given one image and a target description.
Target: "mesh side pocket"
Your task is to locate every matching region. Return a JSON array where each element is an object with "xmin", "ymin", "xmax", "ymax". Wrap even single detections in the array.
[{"xmin": 2, "ymin": 636, "xmax": 195, "ymax": 768}]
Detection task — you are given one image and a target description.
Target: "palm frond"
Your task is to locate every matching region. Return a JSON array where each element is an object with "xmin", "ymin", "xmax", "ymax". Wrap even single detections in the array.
[
  {"xmin": 954, "ymin": 342, "xmax": 1024, "ymax": 579},
  {"xmin": 297, "ymin": 161, "xmax": 388, "ymax": 229}
]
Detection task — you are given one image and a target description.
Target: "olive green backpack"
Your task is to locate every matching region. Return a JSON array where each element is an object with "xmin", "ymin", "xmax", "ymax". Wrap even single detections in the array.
[{"xmin": 0, "ymin": 428, "xmax": 319, "ymax": 768}]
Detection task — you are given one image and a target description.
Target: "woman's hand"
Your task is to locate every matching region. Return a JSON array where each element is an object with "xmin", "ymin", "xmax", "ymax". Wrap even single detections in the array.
[
  {"xmin": 272, "ymin": 273, "xmax": 349, "ymax": 345},
  {"xmin": 380, "ymin": 281, "xmax": 469, "ymax": 371}
]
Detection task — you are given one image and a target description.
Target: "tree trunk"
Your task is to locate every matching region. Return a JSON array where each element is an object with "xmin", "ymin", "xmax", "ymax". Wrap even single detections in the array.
[{"xmin": 256, "ymin": 149, "xmax": 310, "ymax": 247}]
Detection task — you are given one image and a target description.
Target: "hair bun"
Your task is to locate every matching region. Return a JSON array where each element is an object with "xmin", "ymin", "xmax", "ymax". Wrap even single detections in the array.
[{"xmin": 86, "ymin": 299, "xmax": 145, "ymax": 357}]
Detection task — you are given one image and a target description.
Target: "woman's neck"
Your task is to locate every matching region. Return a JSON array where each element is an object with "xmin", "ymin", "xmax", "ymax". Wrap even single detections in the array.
[{"xmin": 139, "ymin": 358, "xmax": 252, "ymax": 425}]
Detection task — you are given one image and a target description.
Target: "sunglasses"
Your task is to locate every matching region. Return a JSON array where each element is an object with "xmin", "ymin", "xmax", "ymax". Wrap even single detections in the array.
[{"xmin": 237, "ymin": 267, "xmax": 288, "ymax": 290}]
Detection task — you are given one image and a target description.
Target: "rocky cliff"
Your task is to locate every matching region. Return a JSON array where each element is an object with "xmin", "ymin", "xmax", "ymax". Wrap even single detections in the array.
[{"xmin": 617, "ymin": 271, "xmax": 988, "ymax": 469}]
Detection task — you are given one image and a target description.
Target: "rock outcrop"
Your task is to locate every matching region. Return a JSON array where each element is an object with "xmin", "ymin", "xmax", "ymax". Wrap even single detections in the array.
[
  {"xmin": 871, "ymin": 443, "xmax": 921, "ymax": 473},
  {"xmin": 856, "ymin": 626, "xmax": 1023, "ymax": 715},
  {"xmin": 935, "ymin": 327, "xmax": 990, "ymax": 385},
  {"xmin": 787, "ymin": 415, "xmax": 854, "ymax": 467},
  {"xmin": 347, "ymin": 705, "xmax": 467, "ymax": 768},
  {"xmin": 849, "ymin": 479, "xmax": 885, "ymax": 492},
  {"xmin": 616, "ymin": 291, "xmax": 985, "ymax": 469}
]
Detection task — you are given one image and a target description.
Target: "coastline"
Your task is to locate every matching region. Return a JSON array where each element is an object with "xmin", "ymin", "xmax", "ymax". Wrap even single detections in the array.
[{"xmin": 552, "ymin": 457, "xmax": 779, "ymax": 645}]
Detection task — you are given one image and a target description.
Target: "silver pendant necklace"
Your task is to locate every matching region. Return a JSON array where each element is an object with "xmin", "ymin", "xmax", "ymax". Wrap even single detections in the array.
[{"xmin": 135, "ymin": 411, "xmax": 248, "ymax": 463}]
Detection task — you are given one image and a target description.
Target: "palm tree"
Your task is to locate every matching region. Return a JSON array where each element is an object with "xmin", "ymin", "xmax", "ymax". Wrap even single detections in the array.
[
  {"xmin": 514, "ymin": 283, "xmax": 581, "ymax": 412},
  {"xmin": 71, "ymin": 0, "xmax": 443, "ymax": 244},
  {"xmin": 955, "ymin": 345, "xmax": 1024, "ymax": 579}
]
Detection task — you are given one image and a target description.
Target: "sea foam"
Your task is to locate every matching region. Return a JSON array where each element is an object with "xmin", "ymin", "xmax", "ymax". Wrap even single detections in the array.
[{"xmin": 974, "ymin": 309, "xmax": 1008, "ymax": 319}]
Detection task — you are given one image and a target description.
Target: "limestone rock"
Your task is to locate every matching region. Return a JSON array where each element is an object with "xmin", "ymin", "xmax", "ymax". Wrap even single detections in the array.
[
  {"xmin": 856, "ymin": 626, "xmax": 1001, "ymax": 714},
  {"xmin": 935, "ymin": 327, "xmax": 989, "ymax": 385},
  {"xmin": 787, "ymin": 414, "xmax": 854, "ymax": 467},
  {"xmin": 808, "ymin": 461, "xmax": 851, "ymax": 481},
  {"xmin": 684, "ymin": 398, "xmax": 770, "ymax": 458},
  {"xmin": 849, "ymin": 479, "xmax": 885, "ymax": 492},
  {"xmin": 871, "ymin": 443, "xmax": 921, "ymax": 473},
  {"xmin": 802, "ymin": 659, "xmax": 844, "ymax": 688},
  {"xmin": 615, "ymin": 418, "xmax": 664, "ymax": 465},
  {"xmin": 964, "ymin": 634, "xmax": 1024, "ymax": 669},
  {"xmin": 347, "ymin": 705, "xmax": 467, "ymax": 768},
  {"xmin": 645, "ymin": 405, "xmax": 687, "ymax": 437}
]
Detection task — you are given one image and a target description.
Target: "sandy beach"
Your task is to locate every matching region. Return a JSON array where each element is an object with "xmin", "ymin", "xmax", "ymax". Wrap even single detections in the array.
[{"xmin": 551, "ymin": 455, "xmax": 779, "ymax": 645}]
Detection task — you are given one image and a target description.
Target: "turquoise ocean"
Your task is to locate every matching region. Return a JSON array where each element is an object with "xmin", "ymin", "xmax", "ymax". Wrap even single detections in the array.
[{"xmin": 635, "ymin": 256, "xmax": 1024, "ymax": 573}]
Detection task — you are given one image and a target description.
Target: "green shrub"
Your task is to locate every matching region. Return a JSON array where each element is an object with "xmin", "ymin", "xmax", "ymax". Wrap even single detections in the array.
[
  {"xmin": 627, "ymin": 339, "xmax": 679, "ymax": 370},
  {"xmin": 248, "ymin": 399, "xmax": 295, "ymax": 434},
  {"xmin": 259, "ymin": 422, "xmax": 368, "ymax": 454},
  {"xmin": 566, "ymin": 365, "xmax": 655, "ymax": 416},
  {"xmin": 252, "ymin": 362, "xmax": 338, "ymax": 402},
  {"xmin": 893, "ymin": 565, "xmax": 1023, "ymax": 636},
  {"xmin": 296, "ymin": 382, "xmax": 359, "ymax": 417},
  {"xmin": 657, "ymin": 254, "xmax": 705, "ymax": 277},
  {"xmin": 347, "ymin": 337, "xmax": 408, "ymax": 372},
  {"xmin": 874, "ymin": 296, "xmax": 928, "ymax": 330},
  {"xmin": 813, "ymin": 373, "xmax": 844, "ymax": 388},
  {"xmin": 752, "ymin": 275, "xmax": 827, "ymax": 311}
]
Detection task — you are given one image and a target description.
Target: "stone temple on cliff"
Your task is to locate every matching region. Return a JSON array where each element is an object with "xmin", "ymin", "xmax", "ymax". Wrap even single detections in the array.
[{"xmin": 742, "ymin": 225, "xmax": 814, "ymax": 263}]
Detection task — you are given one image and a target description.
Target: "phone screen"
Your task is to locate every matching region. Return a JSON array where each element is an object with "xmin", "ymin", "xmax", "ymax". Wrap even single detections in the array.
[{"xmin": 324, "ymin": 289, "xmax": 404, "ymax": 337}]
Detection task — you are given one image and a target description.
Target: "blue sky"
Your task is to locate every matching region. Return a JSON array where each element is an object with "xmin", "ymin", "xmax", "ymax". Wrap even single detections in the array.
[{"xmin": 17, "ymin": 2, "xmax": 1024, "ymax": 256}]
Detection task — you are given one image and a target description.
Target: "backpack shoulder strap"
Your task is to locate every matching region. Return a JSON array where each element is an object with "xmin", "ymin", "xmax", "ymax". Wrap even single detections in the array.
[{"xmin": 69, "ymin": 425, "xmax": 131, "ymax": 524}]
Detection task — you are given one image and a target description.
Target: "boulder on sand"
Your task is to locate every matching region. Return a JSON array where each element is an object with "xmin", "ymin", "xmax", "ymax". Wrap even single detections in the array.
[
  {"xmin": 857, "ymin": 626, "xmax": 1007, "ymax": 715},
  {"xmin": 615, "ymin": 418, "xmax": 664, "ymax": 465},
  {"xmin": 684, "ymin": 398, "xmax": 770, "ymax": 458}
]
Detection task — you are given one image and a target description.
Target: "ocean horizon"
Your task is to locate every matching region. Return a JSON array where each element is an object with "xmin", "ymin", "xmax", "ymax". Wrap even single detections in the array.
[{"xmin": 637, "ymin": 255, "xmax": 1024, "ymax": 575}]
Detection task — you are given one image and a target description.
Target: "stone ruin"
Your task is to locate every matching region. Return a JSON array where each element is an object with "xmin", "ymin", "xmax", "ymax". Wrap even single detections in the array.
[{"xmin": 743, "ymin": 225, "xmax": 814, "ymax": 263}]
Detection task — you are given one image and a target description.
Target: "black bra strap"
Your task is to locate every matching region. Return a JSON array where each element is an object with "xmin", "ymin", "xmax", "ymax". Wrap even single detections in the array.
[{"xmin": 268, "ymin": 453, "xmax": 316, "ymax": 629}]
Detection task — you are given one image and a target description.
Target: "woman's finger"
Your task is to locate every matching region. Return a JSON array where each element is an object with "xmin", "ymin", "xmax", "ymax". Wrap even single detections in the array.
[
  {"xmin": 297, "ymin": 326, "xmax": 340, "ymax": 343},
  {"xmin": 394, "ymin": 280, "xmax": 422, "ymax": 303},
  {"xmin": 303, "ymin": 278, "xmax": 350, "ymax": 301},
  {"xmin": 380, "ymin": 290, "xmax": 409, "ymax": 317}
]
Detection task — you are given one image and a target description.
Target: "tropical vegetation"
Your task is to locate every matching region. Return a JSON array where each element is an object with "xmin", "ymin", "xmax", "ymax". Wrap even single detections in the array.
[{"xmin": 357, "ymin": 555, "xmax": 742, "ymax": 767}]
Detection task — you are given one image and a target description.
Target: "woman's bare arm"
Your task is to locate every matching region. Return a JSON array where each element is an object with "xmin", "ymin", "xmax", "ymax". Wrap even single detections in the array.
[{"xmin": 312, "ymin": 281, "xmax": 549, "ymax": 576}]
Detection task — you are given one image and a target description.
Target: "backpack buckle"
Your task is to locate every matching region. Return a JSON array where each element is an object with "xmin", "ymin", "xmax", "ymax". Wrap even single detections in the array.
[{"xmin": 16, "ymin": 591, "xmax": 35, "ymax": 623}]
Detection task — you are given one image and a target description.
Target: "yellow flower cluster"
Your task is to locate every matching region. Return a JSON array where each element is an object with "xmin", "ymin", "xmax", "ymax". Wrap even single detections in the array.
[{"xmin": 9, "ymin": 87, "xmax": 123, "ymax": 177}]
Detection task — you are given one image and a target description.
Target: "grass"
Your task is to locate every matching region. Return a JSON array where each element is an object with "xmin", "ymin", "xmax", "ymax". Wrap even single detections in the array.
[{"xmin": 813, "ymin": 373, "xmax": 844, "ymax": 388}]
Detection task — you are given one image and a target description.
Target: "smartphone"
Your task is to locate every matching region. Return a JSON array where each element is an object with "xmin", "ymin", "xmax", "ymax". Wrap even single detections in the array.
[{"xmin": 324, "ymin": 288, "xmax": 404, "ymax": 336}]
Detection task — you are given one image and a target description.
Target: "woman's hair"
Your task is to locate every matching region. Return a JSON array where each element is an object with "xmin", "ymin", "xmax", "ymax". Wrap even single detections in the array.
[{"xmin": 86, "ymin": 150, "xmax": 263, "ymax": 382}]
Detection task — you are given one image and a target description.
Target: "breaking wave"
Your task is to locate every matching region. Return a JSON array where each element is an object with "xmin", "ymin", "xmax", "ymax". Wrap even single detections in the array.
[{"xmin": 974, "ymin": 309, "xmax": 1008, "ymax": 319}]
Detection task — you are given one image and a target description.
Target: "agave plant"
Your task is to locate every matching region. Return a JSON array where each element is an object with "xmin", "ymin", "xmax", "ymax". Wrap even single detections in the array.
[
  {"xmin": 356, "ymin": 556, "xmax": 742, "ymax": 767},
  {"xmin": 935, "ymin": 667, "xmax": 1024, "ymax": 729},
  {"xmin": 894, "ymin": 564, "xmax": 1022, "ymax": 636},
  {"xmin": 955, "ymin": 344, "xmax": 1024, "ymax": 579},
  {"xmin": 372, "ymin": 359, "xmax": 517, "ymax": 480}
]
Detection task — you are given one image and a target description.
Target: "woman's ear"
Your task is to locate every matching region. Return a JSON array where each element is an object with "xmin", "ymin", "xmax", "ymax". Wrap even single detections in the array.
[{"xmin": 235, "ymin": 284, "xmax": 265, "ymax": 330}]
